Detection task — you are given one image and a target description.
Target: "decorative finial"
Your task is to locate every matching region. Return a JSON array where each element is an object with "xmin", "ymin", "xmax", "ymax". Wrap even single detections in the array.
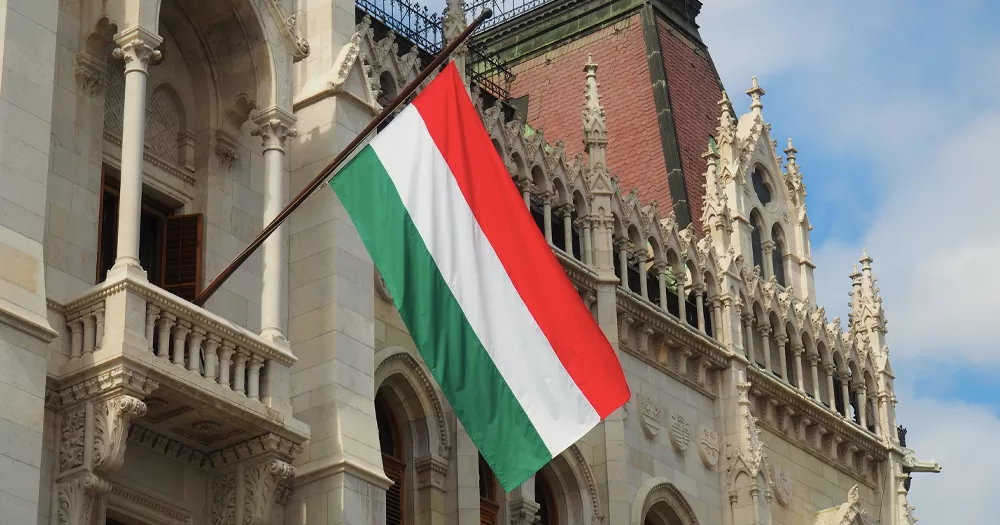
[
  {"xmin": 582, "ymin": 54, "xmax": 607, "ymax": 151},
  {"xmin": 747, "ymin": 76, "xmax": 765, "ymax": 112},
  {"xmin": 850, "ymin": 264, "xmax": 861, "ymax": 282},
  {"xmin": 784, "ymin": 138, "xmax": 797, "ymax": 159},
  {"xmin": 860, "ymin": 248, "xmax": 873, "ymax": 269}
]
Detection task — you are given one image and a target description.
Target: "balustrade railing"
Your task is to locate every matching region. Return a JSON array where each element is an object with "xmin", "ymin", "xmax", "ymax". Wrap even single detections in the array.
[{"xmin": 62, "ymin": 275, "xmax": 296, "ymax": 407}]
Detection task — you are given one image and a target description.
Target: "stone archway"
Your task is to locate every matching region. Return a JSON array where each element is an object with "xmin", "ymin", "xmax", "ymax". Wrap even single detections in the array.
[{"xmin": 631, "ymin": 478, "xmax": 699, "ymax": 525}]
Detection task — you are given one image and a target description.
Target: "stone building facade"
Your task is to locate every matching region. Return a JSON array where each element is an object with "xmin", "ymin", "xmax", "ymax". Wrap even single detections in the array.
[{"xmin": 0, "ymin": 0, "xmax": 939, "ymax": 525}]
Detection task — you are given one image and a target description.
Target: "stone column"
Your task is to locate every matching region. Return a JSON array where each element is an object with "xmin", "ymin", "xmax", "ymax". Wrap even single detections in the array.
[
  {"xmin": 675, "ymin": 270, "xmax": 687, "ymax": 322},
  {"xmin": 615, "ymin": 239, "xmax": 630, "ymax": 287},
  {"xmin": 856, "ymin": 386, "xmax": 868, "ymax": 428},
  {"xmin": 808, "ymin": 354, "xmax": 821, "ymax": 400},
  {"xmin": 541, "ymin": 192, "xmax": 553, "ymax": 243},
  {"xmin": 712, "ymin": 298, "xmax": 723, "ymax": 342},
  {"xmin": 582, "ymin": 218, "xmax": 593, "ymax": 266},
  {"xmin": 761, "ymin": 240, "xmax": 775, "ymax": 280},
  {"xmin": 252, "ymin": 109, "xmax": 298, "ymax": 347},
  {"xmin": 760, "ymin": 325, "xmax": 773, "ymax": 373},
  {"xmin": 557, "ymin": 204, "xmax": 575, "ymax": 258},
  {"xmin": 655, "ymin": 264, "xmax": 669, "ymax": 311},
  {"xmin": 742, "ymin": 315, "xmax": 756, "ymax": 364},
  {"xmin": 109, "ymin": 29, "xmax": 162, "ymax": 275},
  {"xmin": 824, "ymin": 365, "xmax": 836, "ymax": 411},
  {"xmin": 693, "ymin": 285, "xmax": 706, "ymax": 332},
  {"xmin": 775, "ymin": 334, "xmax": 789, "ymax": 381},
  {"xmin": 637, "ymin": 251, "xmax": 649, "ymax": 300},
  {"xmin": 839, "ymin": 372, "xmax": 852, "ymax": 419},
  {"xmin": 518, "ymin": 179, "xmax": 531, "ymax": 208},
  {"xmin": 508, "ymin": 476, "xmax": 540, "ymax": 525},
  {"xmin": 792, "ymin": 344, "xmax": 805, "ymax": 392}
]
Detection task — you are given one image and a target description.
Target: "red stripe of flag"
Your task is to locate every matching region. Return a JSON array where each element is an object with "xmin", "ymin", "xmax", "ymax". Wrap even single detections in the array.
[{"xmin": 412, "ymin": 63, "xmax": 630, "ymax": 418}]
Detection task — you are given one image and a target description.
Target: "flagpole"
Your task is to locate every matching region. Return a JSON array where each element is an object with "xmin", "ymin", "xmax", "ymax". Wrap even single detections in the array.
[{"xmin": 194, "ymin": 8, "xmax": 493, "ymax": 307}]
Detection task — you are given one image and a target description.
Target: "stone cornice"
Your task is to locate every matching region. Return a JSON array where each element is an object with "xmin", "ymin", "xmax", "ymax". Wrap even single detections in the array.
[
  {"xmin": 615, "ymin": 288, "xmax": 729, "ymax": 369},
  {"xmin": 0, "ymin": 303, "xmax": 59, "ymax": 342}
]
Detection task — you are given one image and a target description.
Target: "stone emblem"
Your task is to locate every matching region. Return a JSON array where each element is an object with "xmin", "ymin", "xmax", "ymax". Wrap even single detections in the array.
[
  {"xmin": 668, "ymin": 411, "xmax": 691, "ymax": 452},
  {"xmin": 697, "ymin": 425, "xmax": 719, "ymax": 468},
  {"xmin": 773, "ymin": 466, "xmax": 792, "ymax": 505},
  {"xmin": 640, "ymin": 395, "xmax": 660, "ymax": 438}
]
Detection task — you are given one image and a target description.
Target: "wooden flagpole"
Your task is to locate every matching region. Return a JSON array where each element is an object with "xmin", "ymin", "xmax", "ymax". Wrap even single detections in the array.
[{"xmin": 194, "ymin": 8, "xmax": 493, "ymax": 306}]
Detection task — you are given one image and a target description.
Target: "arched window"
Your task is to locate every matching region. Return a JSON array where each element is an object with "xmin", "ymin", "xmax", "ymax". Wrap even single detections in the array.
[
  {"xmin": 376, "ymin": 397, "xmax": 406, "ymax": 525},
  {"xmin": 535, "ymin": 473, "xmax": 558, "ymax": 525},
  {"xmin": 771, "ymin": 227, "xmax": 786, "ymax": 287},
  {"xmin": 750, "ymin": 214, "xmax": 765, "ymax": 273},
  {"xmin": 644, "ymin": 501, "xmax": 685, "ymax": 525},
  {"xmin": 751, "ymin": 166, "xmax": 772, "ymax": 205},
  {"xmin": 479, "ymin": 454, "xmax": 499, "ymax": 525}
]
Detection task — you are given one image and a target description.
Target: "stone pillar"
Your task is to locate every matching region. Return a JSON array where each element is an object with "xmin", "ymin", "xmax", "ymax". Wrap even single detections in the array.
[
  {"xmin": 824, "ymin": 365, "xmax": 836, "ymax": 411},
  {"xmin": 808, "ymin": 354, "xmax": 821, "ymax": 399},
  {"xmin": 541, "ymin": 192, "xmax": 553, "ymax": 244},
  {"xmin": 507, "ymin": 476, "xmax": 540, "ymax": 525},
  {"xmin": 693, "ymin": 285, "xmax": 706, "ymax": 332},
  {"xmin": 761, "ymin": 240, "xmax": 775, "ymax": 280},
  {"xmin": 252, "ymin": 109, "xmax": 298, "ymax": 347},
  {"xmin": 792, "ymin": 344, "xmax": 805, "ymax": 392},
  {"xmin": 712, "ymin": 298, "xmax": 723, "ymax": 342},
  {"xmin": 760, "ymin": 325, "xmax": 773, "ymax": 373},
  {"xmin": 582, "ymin": 218, "xmax": 593, "ymax": 266},
  {"xmin": 839, "ymin": 373, "xmax": 852, "ymax": 419},
  {"xmin": 675, "ymin": 270, "xmax": 687, "ymax": 322},
  {"xmin": 616, "ymin": 239, "xmax": 630, "ymax": 287},
  {"xmin": 857, "ymin": 387, "xmax": 868, "ymax": 428},
  {"xmin": 558, "ymin": 204, "xmax": 575, "ymax": 258},
  {"xmin": 109, "ymin": 29, "xmax": 162, "ymax": 275},
  {"xmin": 637, "ymin": 251, "xmax": 648, "ymax": 300},
  {"xmin": 742, "ymin": 315, "xmax": 756, "ymax": 364},
  {"xmin": 775, "ymin": 334, "xmax": 789, "ymax": 381},
  {"xmin": 285, "ymin": 5, "xmax": 392, "ymax": 522},
  {"xmin": 655, "ymin": 264, "xmax": 669, "ymax": 311},
  {"xmin": 414, "ymin": 455, "xmax": 449, "ymax": 525},
  {"xmin": 518, "ymin": 179, "xmax": 531, "ymax": 208}
]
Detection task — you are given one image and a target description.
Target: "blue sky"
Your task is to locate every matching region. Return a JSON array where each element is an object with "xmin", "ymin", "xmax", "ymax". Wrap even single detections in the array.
[{"xmin": 699, "ymin": 0, "xmax": 1000, "ymax": 521}]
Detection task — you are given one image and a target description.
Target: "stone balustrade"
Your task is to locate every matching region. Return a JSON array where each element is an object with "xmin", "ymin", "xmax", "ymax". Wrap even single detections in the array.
[{"xmin": 59, "ymin": 269, "xmax": 297, "ymax": 413}]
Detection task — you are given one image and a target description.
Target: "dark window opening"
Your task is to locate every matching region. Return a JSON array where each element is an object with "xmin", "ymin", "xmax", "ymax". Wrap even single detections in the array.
[
  {"xmin": 833, "ymin": 374, "xmax": 846, "ymax": 415},
  {"xmin": 684, "ymin": 293, "xmax": 698, "ymax": 328},
  {"xmin": 751, "ymin": 217, "xmax": 764, "ymax": 274},
  {"xmin": 535, "ymin": 474, "xmax": 558, "ymax": 525},
  {"xmin": 771, "ymin": 231, "xmax": 786, "ymax": 287},
  {"xmin": 752, "ymin": 167, "xmax": 771, "ymax": 204},
  {"xmin": 703, "ymin": 300, "xmax": 714, "ymax": 338}
]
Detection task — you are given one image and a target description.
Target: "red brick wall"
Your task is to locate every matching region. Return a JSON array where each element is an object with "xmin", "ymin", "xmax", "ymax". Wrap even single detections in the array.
[
  {"xmin": 656, "ymin": 19, "xmax": 723, "ymax": 234},
  {"xmin": 507, "ymin": 15, "xmax": 673, "ymax": 215}
]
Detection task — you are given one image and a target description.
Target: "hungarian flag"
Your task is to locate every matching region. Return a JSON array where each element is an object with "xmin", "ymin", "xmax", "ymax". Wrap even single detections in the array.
[{"xmin": 330, "ymin": 62, "xmax": 630, "ymax": 491}]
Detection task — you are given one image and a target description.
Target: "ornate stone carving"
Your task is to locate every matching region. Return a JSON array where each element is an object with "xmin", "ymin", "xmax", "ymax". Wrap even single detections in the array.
[
  {"xmin": 57, "ymin": 474, "xmax": 111, "ymax": 525},
  {"xmin": 668, "ymin": 411, "xmax": 691, "ymax": 452},
  {"xmin": 415, "ymin": 455, "xmax": 449, "ymax": 490},
  {"xmin": 251, "ymin": 117, "xmax": 298, "ymax": 151},
  {"xmin": 215, "ymin": 130, "xmax": 241, "ymax": 170},
  {"xmin": 698, "ymin": 425, "xmax": 719, "ymax": 468},
  {"xmin": 639, "ymin": 395, "xmax": 660, "ymax": 438},
  {"xmin": 212, "ymin": 472, "xmax": 236, "ymax": 525},
  {"xmin": 772, "ymin": 466, "xmax": 792, "ymax": 505},
  {"xmin": 75, "ymin": 53, "xmax": 104, "ymax": 96},
  {"xmin": 60, "ymin": 407, "xmax": 87, "ymax": 472},
  {"xmin": 243, "ymin": 460, "xmax": 294, "ymax": 525},
  {"xmin": 113, "ymin": 38, "xmax": 162, "ymax": 73},
  {"xmin": 509, "ymin": 498, "xmax": 541, "ymax": 525},
  {"xmin": 93, "ymin": 395, "xmax": 147, "ymax": 474}
]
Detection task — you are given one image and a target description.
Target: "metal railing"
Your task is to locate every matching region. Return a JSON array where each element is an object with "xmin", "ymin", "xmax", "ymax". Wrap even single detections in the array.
[{"xmin": 356, "ymin": 0, "xmax": 514, "ymax": 100}]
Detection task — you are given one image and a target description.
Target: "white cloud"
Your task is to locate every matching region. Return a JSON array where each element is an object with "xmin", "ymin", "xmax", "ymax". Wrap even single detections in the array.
[{"xmin": 894, "ymin": 387, "xmax": 1000, "ymax": 524}]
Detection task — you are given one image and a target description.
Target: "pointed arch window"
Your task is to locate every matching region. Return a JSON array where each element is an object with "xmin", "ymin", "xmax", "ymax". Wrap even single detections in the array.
[
  {"xmin": 376, "ymin": 397, "xmax": 406, "ymax": 525},
  {"xmin": 751, "ymin": 166, "xmax": 772, "ymax": 205}
]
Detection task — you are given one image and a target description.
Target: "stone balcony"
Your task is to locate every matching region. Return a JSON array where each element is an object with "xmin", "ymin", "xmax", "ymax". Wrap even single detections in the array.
[{"xmin": 47, "ymin": 266, "xmax": 309, "ymax": 463}]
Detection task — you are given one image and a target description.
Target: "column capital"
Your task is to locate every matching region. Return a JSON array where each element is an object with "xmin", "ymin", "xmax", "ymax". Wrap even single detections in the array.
[
  {"xmin": 554, "ymin": 202, "xmax": 575, "ymax": 218},
  {"xmin": 251, "ymin": 106, "xmax": 298, "ymax": 151},
  {"xmin": 540, "ymin": 190, "xmax": 554, "ymax": 204},
  {"xmin": 113, "ymin": 27, "xmax": 162, "ymax": 74}
]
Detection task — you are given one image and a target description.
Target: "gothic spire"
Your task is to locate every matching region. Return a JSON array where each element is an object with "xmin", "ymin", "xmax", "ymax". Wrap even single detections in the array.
[
  {"xmin": 848, "ymin": 250, "xmax": 887, "ymax": 334},
  {"xmin": 582, "ymin": 54, "xmax": 608, "ymax": 159}
]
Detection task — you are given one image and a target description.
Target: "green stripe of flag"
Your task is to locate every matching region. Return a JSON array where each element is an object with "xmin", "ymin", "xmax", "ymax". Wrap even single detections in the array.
[{"xmin": 331, "ymin": 145, "xmax": 552, "ymax": 488}]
